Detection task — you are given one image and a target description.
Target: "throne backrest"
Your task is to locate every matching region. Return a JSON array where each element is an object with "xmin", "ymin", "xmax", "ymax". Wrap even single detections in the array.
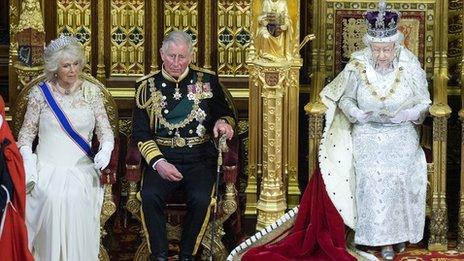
[{"xmin": 320, "ymin": 1, "xmax": 435, "ymax": 82}]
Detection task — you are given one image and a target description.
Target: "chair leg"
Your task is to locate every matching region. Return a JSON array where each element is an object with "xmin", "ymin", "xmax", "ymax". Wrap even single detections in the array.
[
  {"xmin": 201, "ymin": 223, "xmax": 227, "ymax": 260},
  {"xmin": 99, "ymin": 184, "xmax": 117, "ymax": 261}
]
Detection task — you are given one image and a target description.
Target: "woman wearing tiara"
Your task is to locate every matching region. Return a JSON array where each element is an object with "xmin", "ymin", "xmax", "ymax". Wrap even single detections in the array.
[
  {"xmin": 233, "ymin": 1, "xmax": 430, "ymax": 261},
  {"xmin": 17, "ymin": 35, "xmax": 114, "ymax": 260}
]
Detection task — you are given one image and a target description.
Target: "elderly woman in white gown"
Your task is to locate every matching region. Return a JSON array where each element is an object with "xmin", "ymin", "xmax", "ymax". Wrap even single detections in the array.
[
  {"xmin": 319, "ymin": 1, "xmax": 431, "ymax": 260},
  {"xmin": 17, "ymin": 35, "xmax": 114, "ymax": 261}
]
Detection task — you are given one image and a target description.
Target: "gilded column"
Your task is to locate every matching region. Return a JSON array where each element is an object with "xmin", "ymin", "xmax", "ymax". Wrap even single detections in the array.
[
  {"xmin": 247, "ymin": 0, "xmax": 303, "ymax": 226},
  {"xmin": 285, "ymin": 0, "xmax": 302, "ymax": 208},
  {"xmin": 285, "ymin": 66, "xmax": 301, "ymax": 209},
  {"xmin": 151, "ymin": 0, "xmax": 158, "ymax": 72},
  {"xmin": 244, "ymin": 66, "xmax": 260, "ymax": 216},
  {"xmin": 256, "ymin": 65, "xmax": 288, "ymax": 230},
  {"xmin": 306, "ymin": 0, "xmax": 326, "ymax": 177},
  {"xmin": 96, "ymin": 0, "xmax": 106, "ymax": 82},
  {"xmin": 428, "ymin": 0, "xmax": 451, "ymax": 251},
  {"xmin": 204, "ymin": 0, "xmax": 212, "ymax": 69}
]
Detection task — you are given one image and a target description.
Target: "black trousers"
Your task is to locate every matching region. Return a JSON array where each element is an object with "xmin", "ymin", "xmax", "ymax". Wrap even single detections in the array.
[{"xmin": 140, "ymin": 141, "xmax": 217, "ymax": 257}]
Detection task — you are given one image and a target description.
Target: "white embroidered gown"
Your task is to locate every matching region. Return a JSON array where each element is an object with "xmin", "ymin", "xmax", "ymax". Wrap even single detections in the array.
[
  {"xmin": 319, "ymin": 46, "xmax": 431, "ymax": 247},
  {"xmin": 17, "ymin": 80, "xmax": 114, "ymax": 261}
]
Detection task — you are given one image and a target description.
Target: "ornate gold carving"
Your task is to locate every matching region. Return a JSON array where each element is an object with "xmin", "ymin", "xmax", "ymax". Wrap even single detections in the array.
[
  {"xmin": 201, "ymin": 224, "xmax": 227, "ymax": 260},
  {"xmin": 264, "ymin": 71, "xmax": 279, "ymax": 86},
  {"xmin": 126, "ymin": 181, "xmax": 141, "ymax": 219},
  {"xmin": 14, "ymin": 0, "xmax": 45, "ymax": 80},
  {"xmin": 97, "ymin": 0, "xmax": 106, "ymax": 81},
  {"xmin": 217, "ymin": 1, "xmax": 252, "ymax": 75},
  {"xmin": 9, "ymin": 2, "xmax": 19, "ymax": 58},
  {"xmin": 428, "ymin": 207, "xmax": 448, "ymax": 250},
  {"xmin": 164, "ymin": 0, "xmax": 199, "ymax": 65},
  {"xmin": 432, "ymin": 115, "xmax": 449, "ymax": 142},
  {"xmin": 99, "ymin": 184, "xmax": 116, "ymax": 261},
  {"xmin": 447, "ymin": 0, "xmax": 463, "ymax": 86},
  {"xmin": 17, "ymin": 0, "xmax": 44, "ymax": 33},
  {"xmin": 254, "ymin": 0, "xmax": 294, "ymax": 62},
  {"xmin": 110, "ymin": 0, "xmax": 145, "ymax": 76},
  {"xmin": 118, "ymin": 118, "xmax": 132, "ymax": 138},
  {"xmin": 257, "ymin": 211, "xmax": 282, "ymax": 230},
  {"xmin": 308, "ymin": 114, "xmax": 325, "ymax": 140},
  {"xmin": 13, "ymin": 64, "xmax": 44, "ymax": 91},
  {"xmin": 287, "ymin": 166, "xmax": 300, "ymax": 208},
  {"xmin": 248, "ymin": 0, "xmax": 302, "ymax": 223},
  {"xmin": 166, "ymin": 223, "xmax": 182, "ymax": 241},
  {"xmin": 245, "ymin": 164, "xmax": 258, "ymax": 215},
  {"xmin": 204, "ymin": 0, "xmax": 212, "ymax": 69},
  {"xmin": 57, "ymin": 0, "xmax": 92, "ymax": 72},
  {"xmin": 151, "ymin": 0, "xmax": 159, "ymax": 72},
  {"xmin": 255, "ymin": 66, "xmax": 289, "ymax": 230}
]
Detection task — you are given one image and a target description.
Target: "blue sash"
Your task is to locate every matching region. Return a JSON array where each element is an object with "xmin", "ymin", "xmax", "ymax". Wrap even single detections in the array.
[{"xmin": 38, "ymin": 82, "xmax": 94, "ymax": 158}]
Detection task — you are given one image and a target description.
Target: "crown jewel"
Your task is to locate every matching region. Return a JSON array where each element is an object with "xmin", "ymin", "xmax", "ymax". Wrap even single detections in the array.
[
  {"xmin": 44, "ymin": 35, "xmax": 79, "ymax": 57},
  {"xmin": 364, "ymin": 0, "xmax": 400, "ymax": 38}
]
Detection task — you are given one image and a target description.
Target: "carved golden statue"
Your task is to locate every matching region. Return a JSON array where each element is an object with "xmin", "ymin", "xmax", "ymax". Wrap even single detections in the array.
[{"xmin": 255, "ymin": 0, "xmax": 293, "ymax": 61}]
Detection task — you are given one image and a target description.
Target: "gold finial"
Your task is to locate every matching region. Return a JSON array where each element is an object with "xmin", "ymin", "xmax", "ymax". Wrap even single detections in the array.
[{"xmin": 17, "ymin": 0, "xmax": 45, "ymax": 33}]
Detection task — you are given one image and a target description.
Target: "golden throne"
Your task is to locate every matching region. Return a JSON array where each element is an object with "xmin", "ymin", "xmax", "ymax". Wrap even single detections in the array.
[
  {"xmin": 11, "ymin": 73, "xmax": 120, "ymax": 261},
  {"xmin": 125, "ymin": 85, "xmax": 240, "ymax": 260}
]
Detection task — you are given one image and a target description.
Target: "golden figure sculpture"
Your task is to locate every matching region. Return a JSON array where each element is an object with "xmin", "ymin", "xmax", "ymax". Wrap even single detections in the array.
[{"xmin": 255, "ymin": 0, "xmax": 293, "ymax": 61}]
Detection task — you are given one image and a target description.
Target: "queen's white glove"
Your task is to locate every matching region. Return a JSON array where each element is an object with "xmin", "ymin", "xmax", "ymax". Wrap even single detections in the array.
[
  {"xmin": 390, "ymin": 108, "xmax": 420, "ymax": 124},
  {"xmin": 94, "ymin": 142, "xmax": 114, "ymax": 170},
  {"xmin": 348, "ymin": 107, "xmax": 373, "ymax": 124},
  {"xmin": 19, "ymin": 146, "xmax": 37, "ymax": 194}
]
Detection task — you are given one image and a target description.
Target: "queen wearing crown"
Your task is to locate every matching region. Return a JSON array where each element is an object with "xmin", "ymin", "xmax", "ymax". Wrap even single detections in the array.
[
  {"xmin": 319, "ymin": 0, "xmax": 431, "ymax": 259},
  {"xmin": 229, "ymin": 1, "xmax": 431, "ymax": 261},
  {"xmin": 17, "ymin": 35, "xmax": 114, "ymax": 260}
]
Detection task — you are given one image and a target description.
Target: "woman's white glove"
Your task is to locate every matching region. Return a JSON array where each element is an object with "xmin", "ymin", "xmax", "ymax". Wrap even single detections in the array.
[
  {"xmin": 94, "ymin": 141, "xmax": 114, "ymax": 170},
  {"xmin": 19, "ymin": 146, "xmax": 37, "ymax": 194},
  {"xmin": 390, "ymin": 108, "xmax": 420, "ymax": 124},
  {"xmin": 349, "ymin": 107, "xmax": 373, "ymax": 124}
]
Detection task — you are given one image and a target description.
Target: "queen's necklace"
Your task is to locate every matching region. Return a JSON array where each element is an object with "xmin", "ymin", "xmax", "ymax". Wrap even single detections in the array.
[{"xmin": 354, "ymin": 61, "xmax": 403, "ymax": 101}]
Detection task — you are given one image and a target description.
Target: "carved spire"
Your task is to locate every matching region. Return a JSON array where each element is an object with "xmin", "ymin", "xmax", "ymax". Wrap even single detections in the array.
[{"xmin": 17, "ymin": 0, "xmax": 45, "ymax": 33}]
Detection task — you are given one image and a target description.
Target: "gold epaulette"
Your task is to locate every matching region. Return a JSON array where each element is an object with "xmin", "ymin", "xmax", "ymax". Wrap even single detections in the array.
[
  {"xmin": 136, "ymin": 70, "xmax": 160, "ymax": 83},
  {"xmin": 189, "ymin": 65, "xmax": 216, "ymax": 75}
]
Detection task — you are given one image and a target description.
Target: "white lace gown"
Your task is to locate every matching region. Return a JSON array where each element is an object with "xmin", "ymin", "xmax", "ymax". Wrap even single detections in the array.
[
  {"xmin": 319, "ymin": 46, "xmax": 431, "ymax": 248},
  {"xmin": 17, "ymin": 80, "xmax": 114, "ymax": 261}
]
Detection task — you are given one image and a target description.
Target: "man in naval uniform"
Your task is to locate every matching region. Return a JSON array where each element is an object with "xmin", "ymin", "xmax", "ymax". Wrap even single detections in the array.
[{"xmin": 132, "ymin": 30, "xmax": 235, "ymax": 261}]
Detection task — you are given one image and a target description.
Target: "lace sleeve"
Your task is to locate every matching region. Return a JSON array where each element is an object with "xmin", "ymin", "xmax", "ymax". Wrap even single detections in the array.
[
  {"xmin": 17, "ymin": 86, "xmax": 43, "ymax": 148},
  {"xmin": 86, "ymin": 83, "xmax": 114, "ymax": 144}
]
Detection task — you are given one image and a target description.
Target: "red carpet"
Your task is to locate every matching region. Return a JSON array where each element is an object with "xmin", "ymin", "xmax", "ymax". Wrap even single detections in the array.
[
  {"xmin": 395, "ymin": 247, "xmax": 464, "ymax": 261},
  {"xmin": 105, "ymin": 206, "xmax": 464, "ymax": 260}
]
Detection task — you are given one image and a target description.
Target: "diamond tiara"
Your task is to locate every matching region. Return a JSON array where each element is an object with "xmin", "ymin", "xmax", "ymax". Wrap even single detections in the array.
[{"xmin": 44, "ymin": 35, "xmax": 80, "ymax": 56}]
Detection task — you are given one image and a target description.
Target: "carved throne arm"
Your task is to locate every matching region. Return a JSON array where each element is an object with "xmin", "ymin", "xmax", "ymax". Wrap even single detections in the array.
[{"xmin": 125, "ymin": 138, "xmax": 143, "ymax": 219}]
